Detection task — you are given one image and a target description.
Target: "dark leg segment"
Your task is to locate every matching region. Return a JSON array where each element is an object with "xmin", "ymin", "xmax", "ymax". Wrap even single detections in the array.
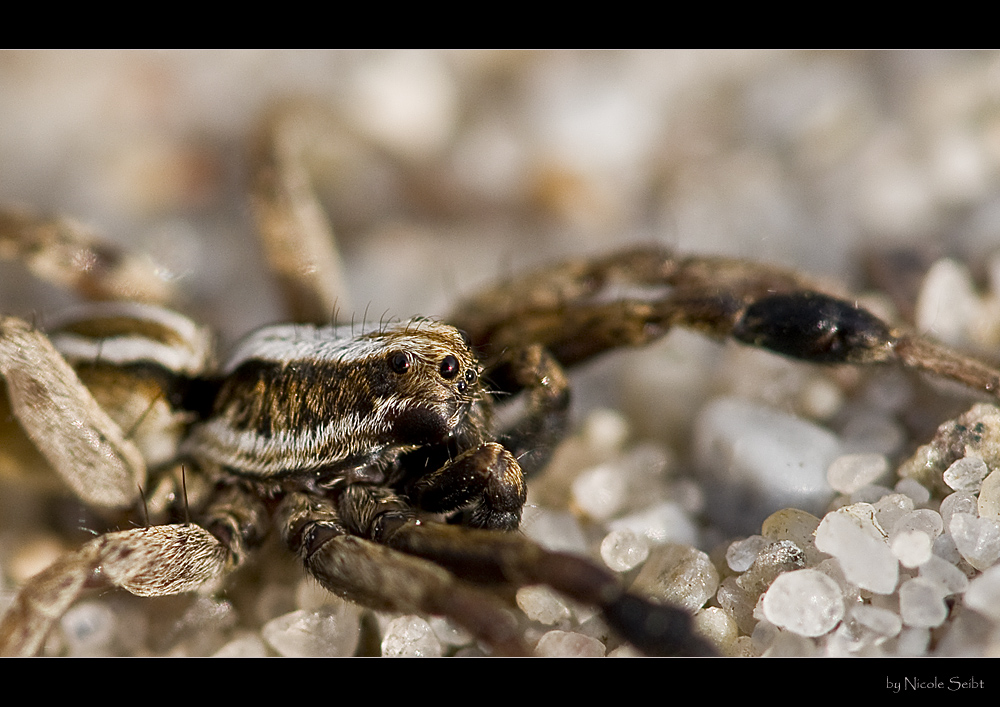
[
  {"xmin": 487, "ymin": 343, "xmax": 570, "ymax": 478},
  {"xmin": 380, "ymin": 520, "xmax": 716, "ymax": 656},
  {"xmin": 322, "ymin": 485, "xmax": 714, "ymax": 655},
  {"xmin": 410, "ymin": 442, "xmax": 526, "ymax": 531},
  {"xmin": 278, "ymin": 490, "xmax": 528, "ymax": 655},
  {"xmin": 452, "ymin": 246, "xmax": 1000, "ymax": 401}
]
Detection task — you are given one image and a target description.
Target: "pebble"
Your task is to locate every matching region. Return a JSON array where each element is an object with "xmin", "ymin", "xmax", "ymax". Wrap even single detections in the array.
[
  {"xmin": 600, "ymin": 529, "xmax": 650, "ymax": 572},
  {"xmin": 381, "ymin": 616, "xmax": 443, "ymax": 657},
  {"xmin": 943, "ymin": 456, "xmax": 990, "ymax": 492},
  {"xmin": 762, "ymin": 569, "xmax": 845, "ymax": 637},
  {"xmin": 630, "ymin": 543, "xmax": 719, "ymax": 613},
  {"xmin": 964, "ymin": 565, "xmax": 1000, "ymax": 621},
  {"xmin": 892, "ymin": 530, "xmax": 933, "ymax": 568},
  {"xmin": 262, "ymin": 606, "xmax": 361, "ymax": 657},
  {"xmin": 516, "ymin": 585, "xmax": 573, "ymax": 625},
  {"xmin": 979, "ymin": 469, "xmax": 1000, "ymax": 519},
  {"xmin": 694, "ymin": 397, "xmax": 841, "ymax": 534},
  {"xmin": 898, "ymin": 578, "xmax": 949, "ymax": 628},
  {"xmin": 534, "ymin": 630, "xmax": 605, "ymax": 657},
  {"xmin": 827, "ymin": 453, "xmax": 889, "ymax": 494},
  {"xmin": 850, "ymin": 604, "xmax": 902, "ymax": 638},
  {"xmin": 726, "ymin": 535, "xmax": 770, "ymax": 573},
  {"xmin": 815, "ymin": 504, "xmax": 899, "ymax": 594},
  {"xmin": 949, "ymin": 513, "xmax": 1000, "ymax": 570},
  {"xmin": 607, "ymin": 501, "xmax": 698, "ymax": 547}
]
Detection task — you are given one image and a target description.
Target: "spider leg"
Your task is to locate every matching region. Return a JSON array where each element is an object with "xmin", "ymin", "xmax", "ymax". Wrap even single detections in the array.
[
  {"xmin": 0, "ymin": 481, "xmax": 266, "ymax": 656},
  {"xmin": 0, "ymin": 524, "xmax": 227, "ymax": 656},
  {"xmin": 278, "ymin": 489, "xmax": 529, "ymax": 655},
  {"xmin": 0, "ymin": 316, "xmax": 145, "ymax": 509},
  {"xmin": 295, "ymin": 485, "xmax": 714, "ymax": 655},
  {"xmin": 249, "ymin": 104, "xmax": 353, "ymax": 324},
  {"xmin": 0, "ymin": 208, "xmax": 175, "ymax": 305},
  {"xmin": 487, "ymin": 343, "xmax": 570, "ymax": 478},
  {"xmin": 450, "ymin": 246, "xmax": 691, "ymax": 368},
  {"xmin": 452, "ymin": 246, "xmax": 1000, "ymax": 400},
  {"xmin": 409, "ymin": 442, "xmax": 526, "ymax": 531},
  {"xmin": 376, "ymin": 501, "xmax": 715, "ymax": 656}
]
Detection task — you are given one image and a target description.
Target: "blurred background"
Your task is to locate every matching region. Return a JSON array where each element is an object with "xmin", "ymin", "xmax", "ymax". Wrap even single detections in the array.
[{"xmin": 3, "ymin": 50, "xmax": 1000, "ymax": 339}]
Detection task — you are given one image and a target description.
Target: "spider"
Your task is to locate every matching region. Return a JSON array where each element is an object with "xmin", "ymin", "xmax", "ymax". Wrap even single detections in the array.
[{"xmin": 2, "ymin": 109, "xmax": 1000, "ymax": 657}]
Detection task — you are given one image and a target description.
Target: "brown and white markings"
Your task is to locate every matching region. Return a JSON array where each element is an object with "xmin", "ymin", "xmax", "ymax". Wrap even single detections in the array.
[{"xmin": 3, "ymin": 109, "xmax": 1000, "ymax": 657}]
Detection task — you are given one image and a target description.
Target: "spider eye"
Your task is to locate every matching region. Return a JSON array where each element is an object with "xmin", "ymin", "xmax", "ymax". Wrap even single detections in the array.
[
  {"xmin": 439, "ymin": 354, "xmax": 460, "ymax": 379},
  {"xmin": 464, "ymin": 369, "xmax": 477, "ymax": 384},
  {"xmin": 390, "ymin": 351, "xmax": 411, "ymax": 374}
]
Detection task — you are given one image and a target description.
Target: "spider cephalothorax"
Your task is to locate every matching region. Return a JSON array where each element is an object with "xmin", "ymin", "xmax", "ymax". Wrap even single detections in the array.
[{"xmin": 188, "ymin": 319, "xmax": 485, "ymax": 481}]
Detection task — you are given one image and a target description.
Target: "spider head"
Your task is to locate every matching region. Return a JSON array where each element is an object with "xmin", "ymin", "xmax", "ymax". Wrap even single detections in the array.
[{"xmin": 377, "ymin": 319, "xmax": 484, "ymax": 445}]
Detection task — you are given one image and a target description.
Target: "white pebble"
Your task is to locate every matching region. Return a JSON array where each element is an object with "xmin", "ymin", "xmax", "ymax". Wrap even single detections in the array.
[
  {"xmin": 979, "ymin": 469, "xmax": 1000, "ymax": 519},
  {"xmin": 212, "ymin": 633, "xmax": 270, "ymax": 657},
  {"xmin": 898, "ymin": 578, "xmax": 948, "ymax": 628},
  {"xmin": 891, "ymin": 509, "xmax": 943, "ymax": 542},
  {"xmin": 894, "ymin": 478, "xmax": 931, "ymax": 505},
  {"xmin": 919, "ymin": 555, "xmax": 969, "ymax": 596},
  {"xmin": 964, "ymin": 564, "xmax": 1000, "ymax": 621},
  {"xmin": 726, "ymin": 535, "xmax": 770, "ymax": 573},
  {"xmin": 571, "ymin": 463, "xmax": 628, "ymax": 521},
  {"xmin": 571, "ymin": 444, "xmax": 669, "ymax": 521},
  {"xmin": 694, "ymin": 606, "xmax": 738, "ymax": 647},
  {"xmin": 630, "ymin": 543, "xmax": 719, "ymax": 613},
  {"xmin": 815, "ymin": 504, "xmax": 899, "ymax": 594},
  {"xmin": 534, "ymin": 630, "xmax": 605, "ymax": 657},
  {"xmin": 892, "ymin": 530, "xmax": 932, "ymax": 568},
  {"xmin": 516, "ymin": 585, "xmax": 572, "ymax": 625},
  {"xmin": 694, "ymin": 397, "xmax": 841, "ymax": 534},
  {"xmin": 949, "ymin": 512, "xmax": 1000, "ymax": 570},
  {"xmin": 600, "ymin": 529, "xmax": 650, "ymax": 572},
  {"xmin": 60, "ymin": 601, "xmax": 117, "ymax": 657},
  {"xmin": 762, "ymin": 569, "xmax": 845, "ymax": 637},
  {"xmin": 851, "ymin": 485, "xmax": 894, "ymax": 505},
  {"xmin": 428, "ymin": 617, "xmax": 472, "ymax": 648},
  {"xmin": 873, "ymin": 494, "xmax": 915, "ymax": 534},
  {"xmin": 582, "ymin": 408, "xmax": 630, "ymax": 453},
  {"xmin": 943, "ymin": 456, "xmax": 990, "ymax": 492},
  {"xmin": 381, "ymin": 616, "xmax": 443, "ymax": 657},
  {"xmin": 932, "ymin": 531, "xmax": 963, "ymax": 565},
  {"xmin": 851, "ymin": 604, "xmax": 902, "ymax": 638},
  {"xmin": 895, "ymin": 627, "xmax": 931, "ymax": 656},
  {"xmin": 262, "ymin": 606, "xmax": 361, "ymax": 657},
  {"xmin": 940, "ymin": 491, "xmax": 979, "ymax": 528},
  {"xmin": 916, "ymin": 258, "xmax": 982, "ymax": 348},
  {"xmin": 521, "ymin": 507, "xmax": 589, "ymax": 554},
  {"xmin": 827, "ymin": 453, "xmax": 889, "ymax": 494},
  {"xmin": 608, "ymin": 501, "xmax": 698, "ymax": 547}
]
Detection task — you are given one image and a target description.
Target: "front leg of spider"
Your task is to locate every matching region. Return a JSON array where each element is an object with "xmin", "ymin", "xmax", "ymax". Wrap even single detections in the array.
[
  {"xmin": 278, "ymin": 489, "xmax": 530, "ymax": 655},
  {"xmin": 409, "ymin": 442, "xmax": 526, "ymax": 531},
  {"xmin": 409, "ymin": 342, "xmax": 570, "ymax": 530},
  {"xmin": 363, "ymin": 500, "xmax": 716, "ymax": 656}
]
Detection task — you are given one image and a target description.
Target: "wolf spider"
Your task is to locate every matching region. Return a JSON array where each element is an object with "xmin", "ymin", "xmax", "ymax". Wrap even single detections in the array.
[{"xmin": 2, "ymin": 109, "xmax": 1000, "ymax": 657}]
